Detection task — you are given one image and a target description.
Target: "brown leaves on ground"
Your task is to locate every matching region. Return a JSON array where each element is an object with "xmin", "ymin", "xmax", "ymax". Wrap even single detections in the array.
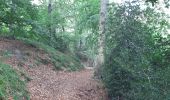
[
  {"xmin": 27, "ymin": 66, "xmax": 107, "ymax": 100},
  {"xmin": 0, "ymin": 38, "xmax": 108, "ymax": 100}
]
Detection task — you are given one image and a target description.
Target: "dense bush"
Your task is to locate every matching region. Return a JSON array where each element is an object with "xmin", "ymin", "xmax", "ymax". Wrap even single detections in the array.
[
  {"xmin": 103, "ymin": 47, "xmax": 170, "ymax": 100},
  {"xmin": 102, "ymin": 2, "xmax": 170, "ymax": 100}
]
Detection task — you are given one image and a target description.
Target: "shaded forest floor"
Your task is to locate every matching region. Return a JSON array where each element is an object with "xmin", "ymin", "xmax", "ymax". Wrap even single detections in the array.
[{"xmin": 0, "ymin": 38, "xmax": 108, "ymax": 100}]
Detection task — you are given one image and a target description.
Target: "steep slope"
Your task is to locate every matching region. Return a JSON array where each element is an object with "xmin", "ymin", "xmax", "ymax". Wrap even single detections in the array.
[
  {"xmin": 0, "ymin": 38, "xmax": 83, "ymax": 71},
  {"xmin": 0, "ymin": 38, "xmax": 108, "ymax": 100}
]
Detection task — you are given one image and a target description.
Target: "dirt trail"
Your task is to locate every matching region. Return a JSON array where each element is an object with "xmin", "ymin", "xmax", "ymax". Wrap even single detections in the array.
[
  {"xmin": 27, "ymin": 66, "xmax": 107, "ymax": 100},
  {"xmin": 0, "ymin": 38, "xmax": 108, "ymax": 100}
]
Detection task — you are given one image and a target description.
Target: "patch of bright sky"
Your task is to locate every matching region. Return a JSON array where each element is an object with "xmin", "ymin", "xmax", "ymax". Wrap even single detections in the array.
[
  {"xmin": 32, "ymin": 0, "xmax": 42, "ymax": 5},
  {"xmin": 110, "ymin": 0, "xmax": 122, "ymax": 4}
]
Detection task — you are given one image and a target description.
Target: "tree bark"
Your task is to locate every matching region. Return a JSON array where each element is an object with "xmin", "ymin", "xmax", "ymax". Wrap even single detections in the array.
[
  {"xmin": 9, "ymin": 0, "xmax": 15, "ymax": 38},
  {"xmin": 95, "ymin": 0, "xmax": 108, "ymax": 75},
  {"xmin": 48, "ymin": 0, "xmax": 52, "ymax": 37}
]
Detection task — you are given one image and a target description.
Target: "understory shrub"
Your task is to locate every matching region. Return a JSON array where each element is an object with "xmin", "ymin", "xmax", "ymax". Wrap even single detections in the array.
[
  {"xmin": 102, "ymin": 48, "xmax": 170, "ymax": 100},
  {"xmin": 102, "ymin": 2, "xmax": 170, "ymax": 100}
]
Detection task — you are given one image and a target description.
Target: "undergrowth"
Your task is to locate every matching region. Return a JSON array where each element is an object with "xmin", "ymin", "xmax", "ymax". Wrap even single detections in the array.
[
  {"xmin": 17, "ymin": 38, "xmax": 83, "ymax": 71},
  {"xmin": 0, "ymin": 62, "xmax": 29, "ymax": 100}
]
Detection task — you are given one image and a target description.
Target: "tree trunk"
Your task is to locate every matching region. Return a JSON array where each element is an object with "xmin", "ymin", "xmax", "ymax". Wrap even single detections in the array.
[
  {"xmin": 48, "ymin": 0, "xmax": 52, "ymax": 38},
  {"xmin": 9, "ymin": 0, "xmax": 15, "ymax": 38},
  {"xmin": 95, "ymin": 0, "xmax": 108, "ymax": 76}
]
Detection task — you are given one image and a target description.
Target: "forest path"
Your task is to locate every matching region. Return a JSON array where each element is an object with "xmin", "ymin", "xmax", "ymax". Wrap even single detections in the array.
[
  {"xmin": 0, "ymin": 38, "xmax": 107, "ymax": 100},
  {"xmin": 27, "ymin": 66, "xmax": 107, "ymax": 100}
]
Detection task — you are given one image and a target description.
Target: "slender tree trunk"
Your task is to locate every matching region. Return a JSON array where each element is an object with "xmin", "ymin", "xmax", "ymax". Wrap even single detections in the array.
[
  {"xmin": 9, "ymin": 0, "xmax": 15, "ymax": 38},
  {"xmin": 95, "ymin": 0, "xmax": 108, "ymax": 75},
  {"xmin": 62, "ymin": 25, "xmax": 65, "ymax": 32},
  {"xmin": 48, "ymin": 0, "xmax": 52, "ymax": 38}
]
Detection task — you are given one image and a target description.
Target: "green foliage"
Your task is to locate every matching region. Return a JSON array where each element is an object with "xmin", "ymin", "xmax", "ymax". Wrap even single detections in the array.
[
  {"xmin": 146, "ymin": 0, "xmax": 170, "ymax": 7},
  {"xmin": 35, "ymin": 0, "xmax": 75, "ymax": 52},
  {"xmin": 102, "ymin": 2, "xmax": 170, "ymax": 100},
  {"xmin": 0, "ymin": 0, "xmax": 38, "ymax": 37},
  {"xmin": 0, "ymin": 0, "xmax": 169, "ymax": 99},
  {"xmin": 75, "ymin": 0, "xmax": 99, "ymax": 34},
  {"xmin": 0, "ymin": 62, "xmax": 29, "ymax": 100},
  {"xmin": 0, "ymin": 0, "xmax": 84, "ymax": 71},
  {"xmin": 73, "ymin": 0, "xmax": 100, "ymax": 61},
  {"xmin": 0, "ymin": 0, "xmax": 95, "ymax": 57},
  {"xmin": 146, "ymin": 0, "xmax": 158, "ymax": 5}
]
